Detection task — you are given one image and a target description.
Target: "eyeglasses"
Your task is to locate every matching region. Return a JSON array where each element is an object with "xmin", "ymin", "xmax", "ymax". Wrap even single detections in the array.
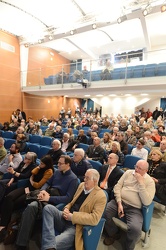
[
  {"xmin": 134, "ymin": 165, "xmax": 145, "ymax": 171},
  {"xmin": 58, "ymin": 162, "xmax": 65, "ymax": 165},
  {"xmin": 25, "ymin": 156, "xmax": 31, "ymax": 160}
]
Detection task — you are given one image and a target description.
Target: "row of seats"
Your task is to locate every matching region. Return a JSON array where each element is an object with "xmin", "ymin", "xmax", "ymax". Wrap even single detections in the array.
[{"xmin": 44, "ymin": 62, "xmax": 166, "ymax": 84}]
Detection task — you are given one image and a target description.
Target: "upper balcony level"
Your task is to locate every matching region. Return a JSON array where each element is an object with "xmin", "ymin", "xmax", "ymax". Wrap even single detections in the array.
[{"xmin": 21, "ymin": 49, "xmax": 166, "ymax": 99}]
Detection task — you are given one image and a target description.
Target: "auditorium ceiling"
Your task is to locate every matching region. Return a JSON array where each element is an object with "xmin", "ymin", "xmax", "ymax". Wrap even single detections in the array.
[{"xmin": 0, "ymin": 0, "xmax": 166, "ymax": 60}]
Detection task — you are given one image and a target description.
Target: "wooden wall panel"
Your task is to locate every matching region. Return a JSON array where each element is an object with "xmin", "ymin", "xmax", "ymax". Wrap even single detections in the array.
[
  {"xmin": 23, "ymin": 94, "xmax": 81, "ymax": 122},
  {"xmin": 0, "ymin": 31, "xmax": 21, "ymax": 123},
  {"xmin": 28, "ymin": 47, "xmax": 70, "ymax": 82}
]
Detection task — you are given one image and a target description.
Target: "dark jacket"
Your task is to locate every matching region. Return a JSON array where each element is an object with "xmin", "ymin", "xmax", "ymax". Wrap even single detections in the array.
[
  {"xmin": 71, "ymin": 159, "xmax": 92, "ymax": 182},
  {"xmin": 99, "ymin": 165, "xmax": 123, "ymax": 200},
  {"xmin": 47, "ymin": 148, "xmax": 65, "ymax": 165},
  {"xmin": 86, "ymin": 145, "xmax": 105, "ymax": 164}
]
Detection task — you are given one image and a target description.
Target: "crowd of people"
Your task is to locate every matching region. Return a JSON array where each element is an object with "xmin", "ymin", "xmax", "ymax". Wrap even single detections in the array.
[{"xmin": 0, "ymin": 105, "xmax": 165, "ymax": 250}]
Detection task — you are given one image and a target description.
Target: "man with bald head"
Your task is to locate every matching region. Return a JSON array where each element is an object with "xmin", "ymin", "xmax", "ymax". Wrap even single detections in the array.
[
  {"xmin": 103, "ymin": 160, "xmax": 155, "ymax": 250},
  {"xmin": 86, "ymin": 137, "xmax": 105, "ymax": 164}
]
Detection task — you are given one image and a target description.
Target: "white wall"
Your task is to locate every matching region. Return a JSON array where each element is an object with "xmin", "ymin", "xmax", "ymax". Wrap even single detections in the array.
[{"xmin": 91, "ymin": 96, "xmax": 160, "ymax": 117}]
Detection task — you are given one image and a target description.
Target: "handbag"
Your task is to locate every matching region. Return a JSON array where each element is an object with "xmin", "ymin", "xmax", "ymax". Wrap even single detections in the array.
[{"xmin": 26, "ymin": 190, "xmax": 40, "ymax": 203}]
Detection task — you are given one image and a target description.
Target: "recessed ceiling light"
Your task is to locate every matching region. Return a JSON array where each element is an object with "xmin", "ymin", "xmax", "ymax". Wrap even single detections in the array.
[
  {"xmin": 109, "ymin": 94, "xmax": 117, "ymax": 96},
  {"xmin": 125, "ymin": 94, "xmax": 131, "ymax": 96},
  {"xmin": 84, "ymin": 95, "xmax": 90, "ymax": 97},
  {"xmin": 141, "ymin": 93, "xmax": 148, "ymax": 96},
  {"xmin": 96, "ymin": 94, "xmax": 103, "ymax": 97}
]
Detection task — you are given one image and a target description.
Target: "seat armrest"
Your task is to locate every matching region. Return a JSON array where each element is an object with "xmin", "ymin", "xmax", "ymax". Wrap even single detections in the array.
[{"xmin": 142, "ymin": 201, "xmax": 154, "ymax": 232}]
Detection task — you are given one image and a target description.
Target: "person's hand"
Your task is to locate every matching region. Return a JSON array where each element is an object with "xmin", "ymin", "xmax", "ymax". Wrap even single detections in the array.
[
  {"xmin": 151, "ymin": 177, "xmax": 158, "ymax": 183},
  {"xmin": 117, "ymin": 202, "xmax": 124, "ymax": 218},
  {"xmin": 8, "ymin": 154, "xmax": 14, "ymax": 162},
  {"xmin": 7, "ymin": 180, "xmax": 13, "ymax": 186},
  {"xmin": 29, "ymin": 176, "xmax": 34, "ymax": 186},
  {"xmin": 7, "ymin": 167, "xmax": 15, "ymax": 174},
  {"xmin": 37, "ymin": 190, "xmax": 50, "ymax": 202},
  {"xmin": 63, "ymin": 208, "xmax": 73, "ymax": 221},
  {"xmin": 134, "ymin": 172, "xmax": 144, "ymax": 184}
]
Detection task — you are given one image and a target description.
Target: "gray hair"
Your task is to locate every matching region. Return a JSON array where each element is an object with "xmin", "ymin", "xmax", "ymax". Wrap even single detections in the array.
[
  {"xmin": 25, "ymin": 152, "xmax": 37, "ymax": 163},
  {"xmin": 52, "ymin": 139, "xmax": 61, "ymax": 149},
  {"xmin": 0, "ymin": 137, "xmax": 5, "ymax": 145},
  {"xmin": 74, "ymin": 148, "xmax": 85, "ymax": 158},
  {"xmin": 86, "ymin": 169, "xmax": 100, "ymax": 182}
]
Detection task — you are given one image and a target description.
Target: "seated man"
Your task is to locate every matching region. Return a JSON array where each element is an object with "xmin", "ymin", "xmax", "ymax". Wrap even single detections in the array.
[
  {"xmin": 86, "ymin": 137, "xmax": 105, "ymax": 164},
  {"xmin": 103, "ymin": 160, "xmax": 155, "ymax": 250},
  {"xmin": 71, "ymin": 148, "xmax": 92, "ymax": 182},
  {"xmin": 60, "ymin": 133, "xmax": 76, "ymax": 153},
  {"xmin": 47, "ymin": 139, "xmax": 65, "ymax": 165},
  {"xmin": 41, "ymin": 169, "xmax": 107, "ymax": 250},
  {"xmin": 44, "ymin": 124, "xmax": 55, "ymax": 137},
  {"xmin": 16, "ymin": 155, "xmax": 78, "ymax": 250},
  {"xmin": 0, "ymin": 143, "xmax": 22, "ymax": 175},
  {"xmin": 131, "ymin": 139, "xmax": 148, "ymax": 160},
  {"xmin": 116, "ymin": 132, "xmax": 128, "ymax": 155},
  {"xmin": 99, "ymin": 153, "xmax": 123, "ymax": 200}
]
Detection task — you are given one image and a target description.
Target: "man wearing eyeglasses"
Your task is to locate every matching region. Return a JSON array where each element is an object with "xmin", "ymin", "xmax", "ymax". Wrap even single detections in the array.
[
  {"xmin": 16, "ymin": 155, "xmax": 78, "ymax": 250},
  {"xmin": 41, "ymin": 169, "xmax": 107, "ymax": 250},
  {"xmin": 103, "ymin": 159, "xmax": 155, "ymax": 250}
]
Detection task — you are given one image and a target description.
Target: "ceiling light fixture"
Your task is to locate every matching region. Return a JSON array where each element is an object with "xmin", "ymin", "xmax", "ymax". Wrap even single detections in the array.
[
  {"xmin": 49, "ymin": 35, "xmax": 53, "ymax": 40},
  {"xmin": 24, "ymin": 43, "xmax": 29, "ymax": 48},
  {"xmin": 161, "ymin": 5, "xmax": 166, "ymax": 12},
  {"xmin": 38, "ymin": 39, "xmax": 42, "ymax": 44},
  {"xmin": 142, "ymin": 4, "xmax": 152, "ymax": 16},
  {"xmin": 70, "ymin": 30, "xmax": 74, "ymax": 35},
  {"xmin": 92, "ymin": 23, "xmax": 97, "ymax": 29},
  {"xmin": 117, "ymin": 15, "xmax": 127, "ymax": 24}
]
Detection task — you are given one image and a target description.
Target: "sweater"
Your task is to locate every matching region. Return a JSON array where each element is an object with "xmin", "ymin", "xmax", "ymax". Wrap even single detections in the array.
[
  {"xmin": 114, "ymin": 170, "xmax": 155, "ymax": 208},
  {"xmin": 41, "ymin": 169, "xmax": 78, "ymax": 205}
]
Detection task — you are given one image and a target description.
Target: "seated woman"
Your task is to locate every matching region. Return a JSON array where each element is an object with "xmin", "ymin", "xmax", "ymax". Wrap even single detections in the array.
[
  {"xmin": 67, "ymin": 128, "xmax": 75, "ymax": 140},
  {"xmin": 148, "ymin": 149, "xmax": 166, "ymax": 203},
  {"xmin": 100, "ymin": 132, "xmax": 113, "ymax": 152},
  {"xmin": 31, "ymin": 124, "xmax": 43, "ymax": 136},
  {"xmin": 107, "ymin": 141, "xmax": 124, "ymax": 166},
  {"xmin": 0, "ymin": 152, "xmax": 37, "ymax": 199},
  {"xmin": 0, "ymin": 155, "xmax": 54, "ymax": 242}
]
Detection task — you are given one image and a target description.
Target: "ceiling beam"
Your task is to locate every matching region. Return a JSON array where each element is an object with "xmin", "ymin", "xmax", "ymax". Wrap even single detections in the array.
[{"xmin": 64, "ymin": 38, "xmax": 98, "ymax": 59}]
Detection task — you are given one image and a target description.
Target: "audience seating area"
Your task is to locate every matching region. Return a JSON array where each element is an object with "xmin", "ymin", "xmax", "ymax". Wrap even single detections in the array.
[{"xmin": 44, "ymin": 62, "xmax": 166, "ymax": 85}]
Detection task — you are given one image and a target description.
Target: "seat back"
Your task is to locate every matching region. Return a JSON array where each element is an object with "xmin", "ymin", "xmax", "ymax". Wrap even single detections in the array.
[
  {"xmin": 4, "ymin": 138, "xmax": 16, "ymax": 150},
  {"xmin": 2, "ymin": 131, "xmax": 14, "ymax": 139},
  {"xmin": 40, "ymin": 136, "xmax": 53, "ymax": 147},
  {"xmin": 29, "ymin": 134, "xmax": 41, "ymax": 144},
  {"xmin": 122, "ymin": 155, "xmax": 142, "ymax": 169},
  {"xmin": 127, "ymin": 144, "xmax": 133, "ymax": 154},
  {"xmin": 26, "ymin": 142, "xmax": 40, "ymax": 157},
  {"xmin": 77, "ymin": 143, "xmax": 89, "ymax": 152},
  {"xmin": 88, "ymin": 159, "xmax": 102, "ymax": 172},
  {"xmin": 38, "ymin": 146, "xmax": 51, "ymax": 159}
]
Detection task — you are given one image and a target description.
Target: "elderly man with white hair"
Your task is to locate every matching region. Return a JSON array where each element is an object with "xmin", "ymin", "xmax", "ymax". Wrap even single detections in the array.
[
  {"xmin": 71, "ymin": 148, "xmax": 92, "ymax": 182},
  {"xmin": 41, "ymin": 169, "xmax": 107, "ymax": 250},
  {"xmin": 47, "ymin": 139, "xmax": 65, "ymax": 165}
]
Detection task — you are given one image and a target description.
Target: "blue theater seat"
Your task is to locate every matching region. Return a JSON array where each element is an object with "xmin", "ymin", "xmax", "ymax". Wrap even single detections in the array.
[
  {"xmin": 133, "ymin": 65, "xmax": 145, "ymax": 78},
  {"xmin": 157, "ymin": 62, "xmax": 166, "ymax": 76},
  {"xmin": 144, "ymin": 64, "xmax": 157, "ymax": 77}
]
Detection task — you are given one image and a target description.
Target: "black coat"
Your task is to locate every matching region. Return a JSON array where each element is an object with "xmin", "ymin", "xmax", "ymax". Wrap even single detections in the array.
[{"xmin": 99, "ymin": 165, "xmax": 123, "ymax": 200}]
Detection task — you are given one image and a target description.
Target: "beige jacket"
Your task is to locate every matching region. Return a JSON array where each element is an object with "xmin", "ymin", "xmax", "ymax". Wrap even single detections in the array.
[{"xmin": 65, "ymin": 182, "xmax": 107, "ymax": 250}]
